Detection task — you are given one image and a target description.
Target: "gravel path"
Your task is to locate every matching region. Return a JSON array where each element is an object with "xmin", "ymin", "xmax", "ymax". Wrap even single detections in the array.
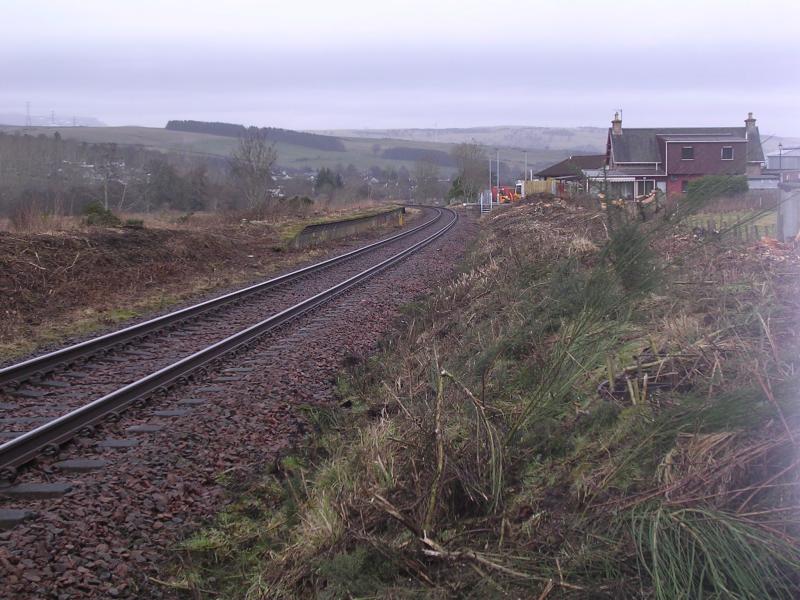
[{"xmin": 0, "ymin": 208, "xmax": 477, "ymax": 599}]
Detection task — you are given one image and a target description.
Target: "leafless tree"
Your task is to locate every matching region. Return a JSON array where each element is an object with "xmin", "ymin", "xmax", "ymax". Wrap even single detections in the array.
[
  {"xmin": 228, "ymin": 129, "xmax": 277, "ymax": 210},
  {"xmin": 414, "ymin": 158, "xmax": 442, "ymax": 202},
  {"xmin": 450, "ymin": 141, "xmax": 487, "ymax": 201},
  {"xmin": 97, "ymin": 144, "xmax": 119, "ymax": 210}
]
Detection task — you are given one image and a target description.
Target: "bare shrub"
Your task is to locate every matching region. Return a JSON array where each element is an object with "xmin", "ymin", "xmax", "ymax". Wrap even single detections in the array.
[{"xmin": 9, "ymin": 198, "xmax": 47, "ymax": 232}]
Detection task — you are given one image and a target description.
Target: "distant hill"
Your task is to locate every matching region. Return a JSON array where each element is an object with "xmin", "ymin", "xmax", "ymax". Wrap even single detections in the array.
[
  {"xmin": 380, "ymin": 147, "xmax": 455, "ymax": 167},
  {"xmin": 314, "ymin": 126, "xmax": 609, "ymax": 153},
  {"xmin": 317, "ymin": 125, "xmax": 800, "ymax": 159},
  {"xmin": 166, "ymin": 120, "xmax": 347, "ymax": 152},
  {"xmin": 0, "ymin": 124, "xmax": 575, "ymax": 179}
]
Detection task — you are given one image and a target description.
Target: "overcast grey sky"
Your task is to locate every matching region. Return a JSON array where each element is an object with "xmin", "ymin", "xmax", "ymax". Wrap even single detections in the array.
[{"xmin": 1, "ymin": 0, "xmax": 798, "ymax": 134}]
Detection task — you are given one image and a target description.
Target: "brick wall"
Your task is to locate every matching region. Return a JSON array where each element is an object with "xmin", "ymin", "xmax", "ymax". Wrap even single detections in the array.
[{"xmin": 665, "ymin": 141, "xmax": 747, "ymax": 176}]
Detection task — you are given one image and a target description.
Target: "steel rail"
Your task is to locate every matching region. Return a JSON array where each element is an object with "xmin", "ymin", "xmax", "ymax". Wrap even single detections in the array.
[
  {"xmin": 0, "ymin": 208, "xmax": 457, "ymax": 476},
  {"xmin": 0, "ymin": 207, "xmax": 442, "ymax": 387}
]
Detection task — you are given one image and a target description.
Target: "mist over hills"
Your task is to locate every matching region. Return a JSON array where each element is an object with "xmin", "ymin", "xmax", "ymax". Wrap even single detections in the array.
[
  {"xmin": 315, "ymin": 125, "xmax": 796, "ymax": 156},
  {"xmin": 0, "ymin": 121, "xmax": 574, "ymax": 176},
  {"xmin": 0, "ymin": 113, "xmax": 106, "ymax": 127},
  {"xmin": 314, "ymin": 126, "xmax": 609, "ymax": 153}
]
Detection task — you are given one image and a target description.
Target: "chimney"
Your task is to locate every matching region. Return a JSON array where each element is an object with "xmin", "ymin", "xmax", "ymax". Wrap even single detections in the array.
[
  {"xmin": 745, "ymin": 112, "xmax": 757, "ymax": 132},
  {"xmin": 612, "ymin": 111, "xmax": 622, "ymax": 135}
]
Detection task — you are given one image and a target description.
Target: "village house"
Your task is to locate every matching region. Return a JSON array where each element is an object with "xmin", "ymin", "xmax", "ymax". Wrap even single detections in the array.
[
  {"xmin": 601, "ymin": 112, "xmax": 765, "ymax": 198},
  {"xmin": 515, "ymin": 154, "xmax": 606, "ymax": 197},
  {"xmin": 532, "ymin": 154, "xmax": 606, "ymax": 192},
  {"xmin": 765, "ymin": 146, "xmax": 800, "ymax": 184}
]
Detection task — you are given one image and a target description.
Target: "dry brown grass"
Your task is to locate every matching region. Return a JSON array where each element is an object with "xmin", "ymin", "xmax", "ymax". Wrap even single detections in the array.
[{"xmin": 177, "ymin": 201, "xmax": 800, "ymax": 599}]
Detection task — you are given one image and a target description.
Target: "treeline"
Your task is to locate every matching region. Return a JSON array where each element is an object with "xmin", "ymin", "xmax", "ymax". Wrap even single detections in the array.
[
  {"xmin": 0, "ymin": 131, "xmax": 435, "ymax": 229},
  {"xmin": 165, "ymin": 120, "xmax": 346, "ymax": 152},
  {"xmin": 0, "ymin": 132, "xmax": 233, "ymax": 220},
  {"xmin": 0, "ymin": 129, "xmax": 467, "ymax": 231}
]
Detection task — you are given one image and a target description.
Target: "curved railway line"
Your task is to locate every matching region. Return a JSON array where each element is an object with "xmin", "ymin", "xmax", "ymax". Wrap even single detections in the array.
[{"xmin": 0, "ymin": 206, "xmax": 457, "ymax": 481}]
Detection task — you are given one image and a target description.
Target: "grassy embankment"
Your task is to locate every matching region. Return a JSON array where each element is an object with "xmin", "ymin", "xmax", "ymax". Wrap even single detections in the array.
[
  {"xmin": 0, "ymin": 206, "xmax": 412, "ymax": 361},
  {"xmin": 175, "ymin": 199, "xmax": 800, "ymax": 598}
]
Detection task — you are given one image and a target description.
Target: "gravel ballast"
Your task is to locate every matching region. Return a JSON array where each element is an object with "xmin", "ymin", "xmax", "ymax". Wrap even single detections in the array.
[{"xmin": 0, "ymin": 209, "xmax": 477, "ymax": 599}]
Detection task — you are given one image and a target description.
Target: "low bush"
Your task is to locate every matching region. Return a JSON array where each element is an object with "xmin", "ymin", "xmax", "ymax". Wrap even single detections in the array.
[
  {"xmin": 83, "ymin": 201, "xmax": 122, "ymax": 227},
  {"xmin": 686, "ymin": 174, "xmax": 748, "ymax": 204}
]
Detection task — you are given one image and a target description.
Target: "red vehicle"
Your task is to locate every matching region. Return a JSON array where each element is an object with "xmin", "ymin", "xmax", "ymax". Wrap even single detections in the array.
[{"xmin": 492, "ymin": 186, "xmax": 520, "ymax": 203}]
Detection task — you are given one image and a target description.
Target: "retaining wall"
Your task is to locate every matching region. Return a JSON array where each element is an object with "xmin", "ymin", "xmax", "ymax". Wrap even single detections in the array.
[{"xmin": 289, "ymin": 207, "xmax": 405, "ymax": 249}]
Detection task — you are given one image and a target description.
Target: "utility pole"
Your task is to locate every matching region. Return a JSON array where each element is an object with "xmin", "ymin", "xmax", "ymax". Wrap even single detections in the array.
[
  {"xmin": 524, "ymin": 150, "xmax": 528, "ymax": 196},
  {"xmin": 25, "ymin": 101, "xmax": 32, "ymax": 127},
  {"xmin": 488, "ymin": 158, "xmax": 492, "ymax": 199},
  {"xmin": 524, "ymin": 151, "xmax": 528, "ymax": 182},
  {"xmin": 496, "ymin": 149, "xmax": 500, "ymax": 195}
]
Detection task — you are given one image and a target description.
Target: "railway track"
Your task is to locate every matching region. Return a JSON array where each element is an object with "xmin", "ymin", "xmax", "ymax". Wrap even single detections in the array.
[{"xmin": 0, "ymin": 207, "xmax": 457, "ymax": 481}]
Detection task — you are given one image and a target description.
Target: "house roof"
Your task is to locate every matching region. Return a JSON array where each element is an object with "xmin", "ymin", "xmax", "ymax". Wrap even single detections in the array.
[
  {"xmin": 767, "ymin": 148, "xmax": 800, "ymax": 157},
  {"xmin": 609, "ymin": 127, "xmax": 765, "ymax": 164},
  {"xmin": 535, "ymin": 154, "xmax": 606, "ymax": 178},
  {"xmin": 656, "ymin": 134, "xmax": 748, "ymax": 143}
]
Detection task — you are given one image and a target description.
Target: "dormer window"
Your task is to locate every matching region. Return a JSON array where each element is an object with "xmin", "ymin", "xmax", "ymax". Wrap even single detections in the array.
[
  {"xmin": 721, "ymin": 146, "xmax": 734, "ymax": 160},
  {"xmin": 681, "ymin": 146, "xmax": 694, "ymax": 160}
]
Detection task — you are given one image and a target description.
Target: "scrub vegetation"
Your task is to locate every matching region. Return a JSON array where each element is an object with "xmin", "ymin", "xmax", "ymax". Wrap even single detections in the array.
[
  {"xmin": 176, "ymin": 199, "xmax": 800, "ymax": 598},
  {"xmin": 0, "ymin": 206, "xmax": 412, "ymax": 360}
]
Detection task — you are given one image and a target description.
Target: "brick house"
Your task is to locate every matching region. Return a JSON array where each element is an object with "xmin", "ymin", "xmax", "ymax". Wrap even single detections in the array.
[{"xmin": 602, "ymin": 112, "xmax": 765, "ymax": 198}]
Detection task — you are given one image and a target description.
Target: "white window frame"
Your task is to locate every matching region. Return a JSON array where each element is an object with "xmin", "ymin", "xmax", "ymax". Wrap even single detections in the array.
[
  {"xmin": 635, "ymin": 179, "xmax": 655, "ymax": 197},
  {"xmin": 681, "ymin": 146, "xmax": 694, "ymax": 160},
  {"xmin": 721, "ymin": 146, "xmax": 734, "ymax": 160}
]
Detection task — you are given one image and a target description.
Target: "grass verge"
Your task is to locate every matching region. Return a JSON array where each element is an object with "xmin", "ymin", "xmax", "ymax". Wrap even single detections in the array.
[{"xmin": 174, "ymin": 200, "xmax": 800, "ymax": 598}]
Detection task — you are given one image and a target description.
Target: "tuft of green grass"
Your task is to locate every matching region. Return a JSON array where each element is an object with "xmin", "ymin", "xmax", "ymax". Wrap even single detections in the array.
[
  {"xmin": 314, "ymin": 546, "xmax": 400, "ymax": 600},
  {"xmin": 633, "ymin": 505, "xmax": 800, "ymax": 600}
]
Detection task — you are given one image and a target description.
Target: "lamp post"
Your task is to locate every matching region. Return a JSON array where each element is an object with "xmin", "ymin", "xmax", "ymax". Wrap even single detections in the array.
[{"xmin": 779, "ymin": 142, "xmax": 783, "ymax": 173}]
